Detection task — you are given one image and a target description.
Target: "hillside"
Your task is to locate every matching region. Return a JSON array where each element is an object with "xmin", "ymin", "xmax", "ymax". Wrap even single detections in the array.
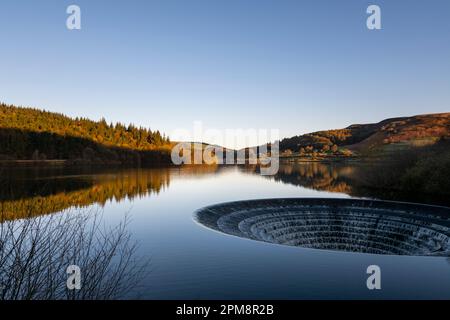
[
  {"xmin": 0, "ymin": 103, "xmax": 172, "ymax": 165},
  {"xmin": 279, "ymin": 113, "xmax": 450, "ymax": 157},
  {"xmin": 2, "ymin": 104, "xmax": 449, "ymax": 165}
]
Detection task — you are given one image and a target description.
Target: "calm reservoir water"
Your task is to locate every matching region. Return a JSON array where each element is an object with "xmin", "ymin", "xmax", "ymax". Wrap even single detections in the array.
[{"xmin": 1, "ymin": 163, "xmax": 450, "ymax": 299}]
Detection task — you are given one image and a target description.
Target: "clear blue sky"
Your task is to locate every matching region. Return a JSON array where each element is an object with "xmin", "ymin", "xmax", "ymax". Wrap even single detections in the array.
[{"xmin": 1, "ymin": 0, "xmax": 449, "ymax": 146}]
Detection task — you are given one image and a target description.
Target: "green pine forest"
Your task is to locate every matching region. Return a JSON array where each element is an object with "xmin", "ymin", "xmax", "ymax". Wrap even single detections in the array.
[{"xmin": 0, "ymin": 103, "xmax": 173, "ymax": 165}]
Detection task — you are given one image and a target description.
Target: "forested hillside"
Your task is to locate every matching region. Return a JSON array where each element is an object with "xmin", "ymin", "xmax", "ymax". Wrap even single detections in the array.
[
  {"xmin": 279, "ymin": 113, "xmax": 450, "ymax": 156},
  {"xmin": 0, "ymin": 103, "xmax": 172, "ymax": 165}
]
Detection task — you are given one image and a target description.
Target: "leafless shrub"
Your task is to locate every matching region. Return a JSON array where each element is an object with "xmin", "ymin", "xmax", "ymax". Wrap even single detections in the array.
[{"xmin": 0, "ymin": 208, "xmax": 148, "ymax": 300}]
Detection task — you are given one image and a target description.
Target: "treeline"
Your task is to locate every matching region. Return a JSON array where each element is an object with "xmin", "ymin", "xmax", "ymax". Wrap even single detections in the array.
[{"xmin": 0, "ymin": 104, "xmax": 172, "ymax": 165}]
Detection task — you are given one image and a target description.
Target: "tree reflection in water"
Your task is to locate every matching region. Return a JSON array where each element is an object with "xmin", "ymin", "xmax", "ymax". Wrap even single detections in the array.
[
  {"xmin": 0, "ymin": 166, "xmax": 220, "ymax": 221},
  {"xmin": 242, "ymin": 162, "xmax": 450, "ymax": 207}
]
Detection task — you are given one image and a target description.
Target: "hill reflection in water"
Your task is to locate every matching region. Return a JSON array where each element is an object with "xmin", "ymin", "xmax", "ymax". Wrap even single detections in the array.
[
  {"xmin": 242, "ymin": 162, "xmax": 450, "ymax": 206},
  {"xmin": 195, "ymin": 198, "xmax": 450, "ymax": 256},
  {"xmin": 0, "ymin": 166, "xmax": 220, "ymax": 221},
  {"xmin": 1, "ymin": 162, "xmax": 448, "ymax": 222}
]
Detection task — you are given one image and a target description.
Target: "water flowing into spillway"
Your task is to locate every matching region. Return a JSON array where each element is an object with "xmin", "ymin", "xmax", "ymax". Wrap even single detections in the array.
[{"xmin": 194, "ymin": 198, "xmax": 450, "ymax": 256}]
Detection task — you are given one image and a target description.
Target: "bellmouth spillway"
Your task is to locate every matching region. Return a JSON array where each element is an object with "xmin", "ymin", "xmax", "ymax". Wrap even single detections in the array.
[{"xmin": 194, "ymin": 198, "xmax": 450, "ymax": 256}]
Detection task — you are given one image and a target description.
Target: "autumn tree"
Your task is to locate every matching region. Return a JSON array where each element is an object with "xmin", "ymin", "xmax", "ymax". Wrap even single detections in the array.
[{"xmin": 331, "ymin": 144, "xmax": 338, "ymax": 153}]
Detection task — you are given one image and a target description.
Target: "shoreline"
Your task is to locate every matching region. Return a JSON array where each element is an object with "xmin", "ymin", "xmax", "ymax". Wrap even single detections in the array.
[
  {"xmin": 0, "ymin": 157, "xmax": 391, "ymax": 168},
  {"xmin": 0, "ymin": 160, "xmax": 69, "ymax": 167},
  {"xmin": 0, "ymin": 159, "xmax": 173, "ymax": 168}
]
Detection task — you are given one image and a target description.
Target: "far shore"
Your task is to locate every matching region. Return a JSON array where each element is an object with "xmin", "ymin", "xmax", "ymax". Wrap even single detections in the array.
[
  {"xmin": 0, "ymin": 159, "xmax": 166, "ymax": 168},
  {"xmin": 0, "ymin": 160, "xmax": 68, "ymax": 167},
  {"xmin": 1, "ymin": 157, "xmax": 364, "ymax": 168}
]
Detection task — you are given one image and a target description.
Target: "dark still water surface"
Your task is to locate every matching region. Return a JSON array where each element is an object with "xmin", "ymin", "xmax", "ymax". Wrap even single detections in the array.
[{"xmin": 1, "ymin": 162, "xmax": 450, "ymax": 299}]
